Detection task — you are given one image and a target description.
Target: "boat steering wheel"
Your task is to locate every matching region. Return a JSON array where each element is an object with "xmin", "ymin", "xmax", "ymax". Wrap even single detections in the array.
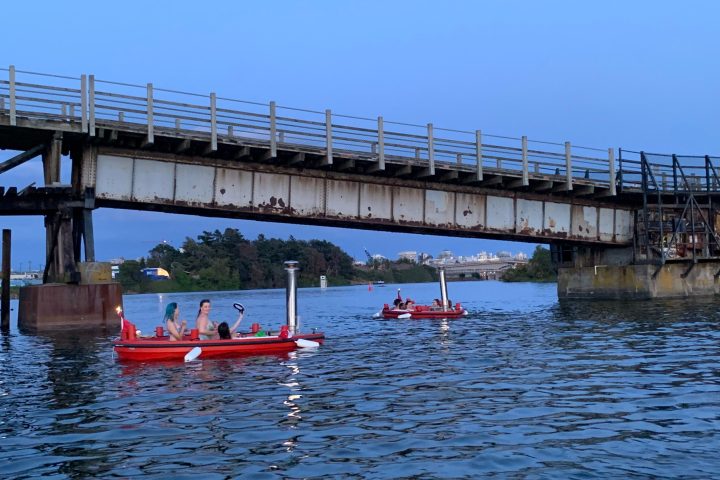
[{"xmin": 233, "ymin": 303, "xmax": 245, "ymax": 314}]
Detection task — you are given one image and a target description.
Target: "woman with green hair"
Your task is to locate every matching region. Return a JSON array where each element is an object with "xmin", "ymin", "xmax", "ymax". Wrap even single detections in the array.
[{"xmin": 164, "ymin": 302, "xmax": 187, "ymax": 341}]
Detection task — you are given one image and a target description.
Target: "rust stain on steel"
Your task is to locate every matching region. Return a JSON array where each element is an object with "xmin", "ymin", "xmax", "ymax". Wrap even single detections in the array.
[
  {"xmin": 455, "ymin": 193, "xmax": 484, "ymax": 229},
  {"xmin": 326, "ymin": 179, "xmax": 359, "ymax": 218},
  {"xmin": 360, "ymin": 183, "xmax": 391, "ymax": 220},
  {"xmin": 516, "ymin": 199, "xmax": 543, "ymax": 236},
  {"xmin": 570, "ymin": 205, "xmax": 597, "ymax": 239},
  {"xmin": 424, "ymin": 190, "xmax": 453, "ymax": 227},
  {"xmin": 394, "ymin": 188, "xmax": 424, "ymax": 224},
  {"xmin": 598, "ymin": 208, "xmax": 615, "ymax": 242},
  {"xmin": 215, "ymin": 168, "xmax": 252, "ymax": 208},
  {"xmin": 517, "ymin": 216, "xmax": 536, "ymax": 235},
  {"xmin": 486, "ymin": 196, "xmax": 514, "ymax": 231},
  {"xmin": 175, "ymin": 164, "xmax": 215, "ymax": 204}
]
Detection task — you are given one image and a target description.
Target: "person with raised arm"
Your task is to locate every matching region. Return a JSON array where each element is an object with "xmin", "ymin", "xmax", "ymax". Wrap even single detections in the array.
[{"xmin": 217, "ymin": 304, "xmax": 245, "ymax": 339}]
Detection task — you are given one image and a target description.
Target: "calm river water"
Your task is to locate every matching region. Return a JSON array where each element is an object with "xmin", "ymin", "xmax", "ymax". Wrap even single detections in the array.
[{"xmin": 1, "ymin": 281, "xmax": 719, "ymax": 478}]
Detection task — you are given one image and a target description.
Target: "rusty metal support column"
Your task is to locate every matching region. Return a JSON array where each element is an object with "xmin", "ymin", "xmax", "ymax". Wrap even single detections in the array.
[
  {"xmin": 44, "ymin": 214, "xmax": 59, "ymax": 283},
  {"xmin": 59, "ymin": 209, "xmax": 78, "ymax": 282},
  {"xmin": 43, "ymin": 132, "xmax": 64, "ymax": 282},
  {"xmin": 1, "ymin": 229, "xmax": 10, "ymax": 331},
  {"xmin": 83, "ymin": 207, "xmax": 95, "ymax": 262},
  {"xmin": 43, "ymin": 132, "xmax": 62, "ymax": 185}
]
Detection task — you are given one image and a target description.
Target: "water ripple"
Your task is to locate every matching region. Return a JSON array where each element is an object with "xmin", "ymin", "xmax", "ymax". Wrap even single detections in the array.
[{"xmin": 2, "ymin": 282, "xmax": 720, "ymax": 478}]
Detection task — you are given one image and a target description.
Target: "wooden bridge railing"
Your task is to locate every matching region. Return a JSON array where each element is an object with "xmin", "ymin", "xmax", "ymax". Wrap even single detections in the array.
[{"xmin": 0, "ymin": 65, "xmax": 633, "ymax": 194}]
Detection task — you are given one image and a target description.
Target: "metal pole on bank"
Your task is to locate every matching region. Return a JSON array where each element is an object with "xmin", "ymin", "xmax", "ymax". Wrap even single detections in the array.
[
  {"xmin": 1, "ymin": 229, "xmax": 11, "ymax": 331},
  {"xmin": 285, "ymin": 260, "xmax": 299, "ymax": 334}
]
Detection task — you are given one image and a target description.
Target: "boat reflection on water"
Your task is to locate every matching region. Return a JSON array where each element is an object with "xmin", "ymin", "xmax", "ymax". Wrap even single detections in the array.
[
  {"xmin": 118, "ymin": 352, "xmax": 293, "ymax": 379},
  {"xmin": 279, "ymin": 350, "xmax": 304, "ymax": 452}
]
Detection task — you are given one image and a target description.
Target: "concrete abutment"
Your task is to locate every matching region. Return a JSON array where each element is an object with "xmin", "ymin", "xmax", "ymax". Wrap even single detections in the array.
[{"xmin": 556, "ymin": 246, "xmax": 720, "ymax": 299}]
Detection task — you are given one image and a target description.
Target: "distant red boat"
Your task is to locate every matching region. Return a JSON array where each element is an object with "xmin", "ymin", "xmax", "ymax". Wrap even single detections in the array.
[
  {"xmin": 376, "ymin": 267, "xmax": 468, "ymax": 319},
  {"xmin": 379, "ymin": 303, "xmax": 468, "ymax": 319},
  {"xmin": 114, "ymin": 331, "xmax": 325, "ymax": 362}
]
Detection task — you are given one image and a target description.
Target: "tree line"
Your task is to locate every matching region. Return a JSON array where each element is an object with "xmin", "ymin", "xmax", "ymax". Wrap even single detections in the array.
[
  {"xmin": 117, "ymin": 228, "xmax": 436, "ymax": 293},
  {"xmin": 501, "ymin": 245, "xmax": 556, "ymax": 282}
]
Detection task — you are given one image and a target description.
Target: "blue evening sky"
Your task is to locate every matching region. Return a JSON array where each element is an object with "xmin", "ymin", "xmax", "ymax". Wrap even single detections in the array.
[{"xmin": 2, "ymin": 1, "xmax": 719, "ymax": 270}]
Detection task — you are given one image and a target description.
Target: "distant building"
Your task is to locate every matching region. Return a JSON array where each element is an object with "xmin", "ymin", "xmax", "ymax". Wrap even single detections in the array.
[
  {"xmin": 398, "ymin": 251, "xmax": 417, "ymax": 262},
  {"xmin": 141, "ymin": 267, "xmax": 170, "ymax": 280},
  {"xmin": 7, "ymin": 271, "xmax": 41, "ymax": 287},
  {"xmin": 438, "ymin": 250, "xmax": 454, "ymax": 260}
]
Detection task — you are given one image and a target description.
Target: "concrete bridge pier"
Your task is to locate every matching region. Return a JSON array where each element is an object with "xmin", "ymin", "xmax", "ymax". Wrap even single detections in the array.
[
  {"xmin": 555, "ymin": 245, "xmax": 720, "ymax": 299},
  {"xmin": 18, "ymin": 137, "xmax": 122, "ymax": 333}
]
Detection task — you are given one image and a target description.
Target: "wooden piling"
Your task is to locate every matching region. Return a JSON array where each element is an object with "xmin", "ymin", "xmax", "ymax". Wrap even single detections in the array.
[{"xmin": 1, "ymin": 229, "xmax": 10, "ymax": 331}]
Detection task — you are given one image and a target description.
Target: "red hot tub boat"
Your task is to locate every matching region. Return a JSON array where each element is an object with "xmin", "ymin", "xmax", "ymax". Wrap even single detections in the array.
[
  {"xmin": 113, "ymin": 260, "xmax": 325, "ymax": 362},
  {"xmin": 113, "ymin": 325, "xmax": 325, "ymax": 362},
  {"xmin": 379, "ymin": 302, "xmax": 468, "ymax": 319},
  {"xmin": 376, "ymin": 267, "xmax": 469, "ymax": 319}
]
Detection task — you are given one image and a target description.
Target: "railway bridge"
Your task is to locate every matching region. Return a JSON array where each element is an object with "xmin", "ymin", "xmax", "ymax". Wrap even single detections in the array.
[{"xmin": 2, "ymin": 66, "xmax": 720, "ymax": 327}]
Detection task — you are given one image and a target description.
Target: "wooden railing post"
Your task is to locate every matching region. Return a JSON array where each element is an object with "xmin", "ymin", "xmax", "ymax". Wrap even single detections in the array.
[
  {"xmin": 88, "ymin": 75, "xmax": 95, "ymax": 136},
  {"xmin": 80, "ymin": 74, "xmax": 88, "ymax": 133},
  {"xmin": 427, "ymin": 123, "xmax": 435, "ymax": 176},
  {"xmin": 324, "ymin": 109, "xmax": 333, "ymax": 165},
  {"xmin": 377, "ymin": 116, "xmax": 385, "ymax": 170},
  {"xmin": 521, "ymin": 135, "xmax": 529, "ymax": 186},
  {"xmin": 565, "ymin": 141, "xmax": 573, "ymax": 190},
  {"xmin": 608, "ymin": 148, "xmax": 616, "ymax": 196},
  {"xmin": 210, "ymin": 92, "xmax": 217, "ymax": 151},
  {"xmin": 475, "ymin": 129, "xmax": 483, "ymax": 181},
  {"xmin": 270, "ymin": 101, "xmax": 277, "ymax": 157},
  {"xmin": 146, "ymin": 83, "xmax": 154, "ymax": 145},
  {"xmin": 9, "ymin": 65, "xmax": 16, "ymax": 126}
]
